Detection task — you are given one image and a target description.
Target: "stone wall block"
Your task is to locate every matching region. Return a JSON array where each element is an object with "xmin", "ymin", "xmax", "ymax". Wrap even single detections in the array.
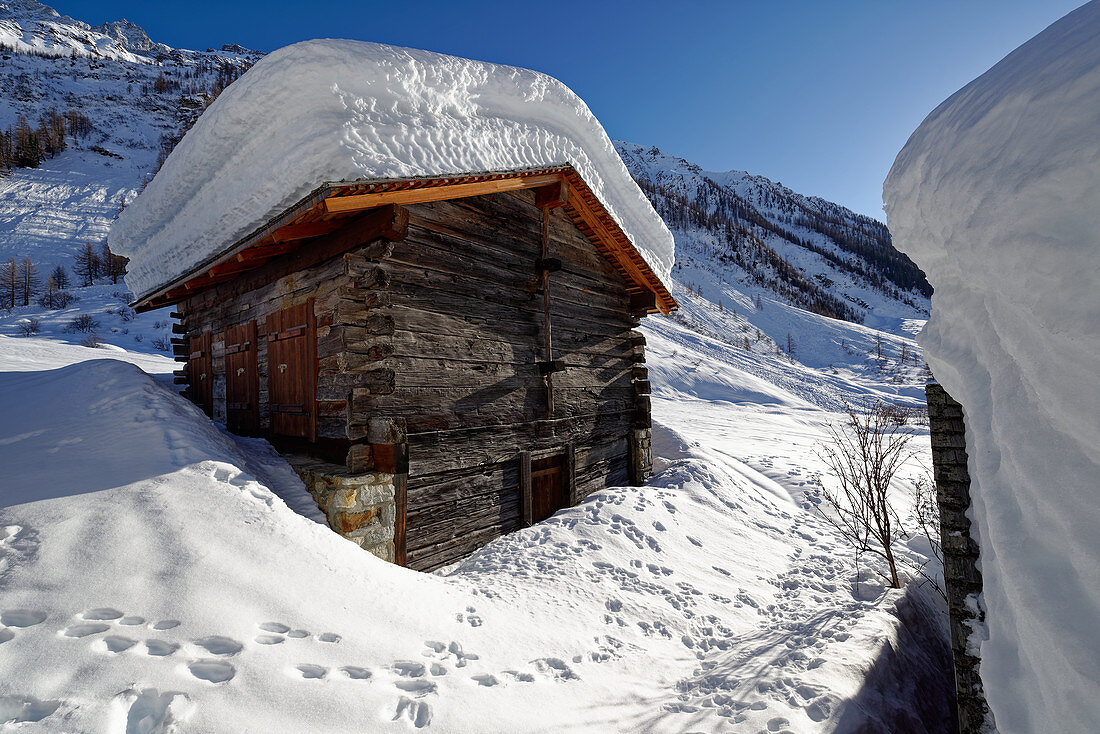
[{"xmin": 925, "ymin": 382, "xmax": 992, "ymax": 734}]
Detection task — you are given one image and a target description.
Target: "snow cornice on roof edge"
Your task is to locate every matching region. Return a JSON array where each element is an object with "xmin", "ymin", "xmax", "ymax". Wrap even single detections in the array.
[{"xmin": 110, "ymin": 39, "xmax": 676, "ymax": 310}]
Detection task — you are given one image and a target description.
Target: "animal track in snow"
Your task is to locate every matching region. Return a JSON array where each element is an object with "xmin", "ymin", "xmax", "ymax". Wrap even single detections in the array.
[
  {"xmin": 192, "ymin": 636, "xmax": 243, "ymax": 656},
  {"xmin": 1, "ymin": 609, "xmax": 46, "ymax": 627},
  {"xmin": 187, "ymin": 660, "xmax": 236, "ymax": 684},
  {"xmin": 145, "ymin": 640, "xmax": 179, "ymax": 657},
  {"xmin": 287, "ymin": 629, "xmax": 310, "ymax": 638},
  {"xmin": 318, "ymin": 632, "xmax": 340, "ymax": 643},
  {"xmin": 0, "ymin": 694, "xmax": 61, "ymax": 725},
  {"xmin": 101, "ymin": 635, "xmax": 138, "ymax": 653},
  {"xmin": 393, "ymin": 697, "xmax": 432, "ymax": 728},
  {"xmin": 395, "ymin": 679, "xmax": 437, "ymax": 695},
  {"xmin": 116, "ymin": 688, "xmax": 193, "ymax": 734},
  {"xmin": 295, "ymin": 664, "xmax": 327, "ymax": 679},
  {"xmin": 471, "ymin": 674, "xmax": 498, "ymax": 686},
  {"xmin": 531, "ymin": 657, "xmax": 578, "ymax": 681},
  {"xmin": 259, "ymin": 622, "xmax": 290, "ymax": 633},
  {"xmin": 63, "ymin": 622, "xmax": 110, "ymax": 638},
  {"xmin": 255, "ymin": 634, "xmax": 284, "ymax": 645},
  {"xmin": 0, "ymin": 629, "xmax": 13, "ymax": 644},
  {"xmin": 152, "ymin": 620, "xmax": 180, "ymax": 630},
  {"xmin": 82, "ymin": 607, "xmax": 123, "ymax": 621},
  {"xmin": 340, "ymin": 666, "xmax": 371, "ymax": 680},
  {"xmin": 393, "ymin": 661, "xmax": 426, "ymax": 678}
]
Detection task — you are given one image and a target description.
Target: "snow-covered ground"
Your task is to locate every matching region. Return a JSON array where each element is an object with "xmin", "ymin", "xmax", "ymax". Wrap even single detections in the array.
[{"xmin": 0, "ymin": 275, "xmax": 951, "ymax": 732}]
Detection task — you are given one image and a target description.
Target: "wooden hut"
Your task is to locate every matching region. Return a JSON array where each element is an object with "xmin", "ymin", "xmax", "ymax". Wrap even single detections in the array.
[{"xmin": 132, "ymin": 166, "xmax": 674, "ymax": 571}]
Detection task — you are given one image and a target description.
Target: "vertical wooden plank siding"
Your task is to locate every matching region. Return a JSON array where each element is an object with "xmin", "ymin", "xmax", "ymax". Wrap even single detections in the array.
[
  {"xmin": 519, "ymin": 451, "xmax": 533, "ymax": 527},
  {"xmin": 224, "ymin": 321, "xmax": 259, "ymax": 435},
  {"xmin": 188, "ymin": 331, "xmax": 213, "ymax": 416},
  {"xmin": 266, "ymin": 300, "xmax": 317, "ymax": 441}
]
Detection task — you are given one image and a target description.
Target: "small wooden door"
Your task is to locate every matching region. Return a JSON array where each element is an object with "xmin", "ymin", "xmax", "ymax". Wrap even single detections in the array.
[
  {"xmin": 531, "ymin": 453, "xmax": 567, "ymax": 523},
  {"xmin": 224, "ymin": 321, "xmax": 259, "ymax": 435},
  {"xmin": 189, "ymin": 331, "xmax": 213, "ymax": 417},
  {"xmin": 266, "ymin": 301, "xmax": 316, "ymax": 441}
]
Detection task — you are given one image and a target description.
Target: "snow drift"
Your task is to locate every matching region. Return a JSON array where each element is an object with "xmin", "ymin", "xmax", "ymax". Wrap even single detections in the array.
[
  {"xmin": 884, "ymin": 2, "xmax": 1100, "ymax": 731},
  {"xmin": 109, "ymin": 39, "xmax": 675, "ymax": 301}
]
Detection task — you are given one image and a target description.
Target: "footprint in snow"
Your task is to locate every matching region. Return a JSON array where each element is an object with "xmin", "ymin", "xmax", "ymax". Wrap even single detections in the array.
[
  {"xmin": 152, "ymin": 620, "xmax": 180, "ymax": 631},
  {"xmin": 63, "ymin": 623, "xmax": 111, "ymax": 638},
  {"xmin": 116, "ymin": 688, "xmax": 194, "ymax": 733},
  {"xmin": 393, "ymin": 697, "xmax": 432, "ymax": 728},
  {"xmin": 192, "ymin": 636, "xmax": 243, "ymax": 656},
  {"xmin": 187, "ymin": 660, "xmax": 236, "ymax": 684},
  {"xmin": 0, "ymin": 694, "xmax": 61, "ymax": 725},
  {"xmin": 340, "ymin": 666, "xmax": 371, "ymax": 680},
  {"xmin": 295, "ymin": 664, "xmax": 327, "ymax": 680},
  {"xmin": 1, "ymin": 609, "xmax": 47, "ymax": 628},
  {"xmin": 81, "ymin": 608, "xmax": 123, "ymax": 621},
  {"xmin": 145, "ymin": 640, "xmax": 179, "ymax": 657},
  {"xmin": 101, "ymin": 635, "xmax": 138, "ymax": 653}
]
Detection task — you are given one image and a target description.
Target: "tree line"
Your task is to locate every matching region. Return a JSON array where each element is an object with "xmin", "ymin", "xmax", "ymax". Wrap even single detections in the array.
[
  {"xmin": 0, "ymin": 243, "xmax": 127, "ymax": 310},
  {"xmin": 0, "ymin": 107, "xmax": 93, "ymax": 174}
]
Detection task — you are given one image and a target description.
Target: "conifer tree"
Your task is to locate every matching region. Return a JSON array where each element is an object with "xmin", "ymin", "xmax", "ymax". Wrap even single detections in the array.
[
  {"xmin": 74, "ymin": 242, "xmax": 100, "ymax": 286},
  {"xmin": 50, "ymin": 264, "xmax": 70, "ymax": 290},
  {"xmin": 17, "ymin": 258, "xmax": 39, "ymax": 306},
  {"xmin": 0, "ymin": 257, "xmax": 18, "ymax": 309}
]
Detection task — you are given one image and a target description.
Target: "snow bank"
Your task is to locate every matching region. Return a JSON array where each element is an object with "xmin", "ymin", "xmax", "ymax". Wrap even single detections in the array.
[
  {"xmin": 109, "ymin": 39, "xmax": 675, "ymax": 300},
  {"xmin": 884, "ymin": 3, "xmax": 1100, "ymax": 731}
]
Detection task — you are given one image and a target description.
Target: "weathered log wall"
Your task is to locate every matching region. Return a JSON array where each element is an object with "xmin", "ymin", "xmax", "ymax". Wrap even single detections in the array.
[
  {"xmin": 357, "ymin": 190, "xmax": 644, "ymax": 570},
  {"xmin": 177, "ymin": 188, "xmax": 651, "ymax": 572}
]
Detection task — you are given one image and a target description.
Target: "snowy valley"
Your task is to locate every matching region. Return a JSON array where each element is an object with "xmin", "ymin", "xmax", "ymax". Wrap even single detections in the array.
[{"xmin": 0, "ymin": 5, "xmax": 953, "ymax": 734}]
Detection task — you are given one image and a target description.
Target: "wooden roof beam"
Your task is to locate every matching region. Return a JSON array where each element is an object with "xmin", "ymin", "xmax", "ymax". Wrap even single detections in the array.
[
  {"xmin": 535, "ymin": 179, "xmax": 569, "ymax": 210},
  {"xmin": 322, "ymin": 173, "xmax": 565, "ymax": 214},
  {"xmin": 271, "ymin": 220, "xmax": 344, "ymax": 243},
  {"xmin": 565, "ymin": 185, "xmax": 665, "ymax": 313}
]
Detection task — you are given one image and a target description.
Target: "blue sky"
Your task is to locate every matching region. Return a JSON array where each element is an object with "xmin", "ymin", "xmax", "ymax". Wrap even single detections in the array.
[{"xmin": 56, "ymin": 0, "xmax": 1083, "ymax": 221}]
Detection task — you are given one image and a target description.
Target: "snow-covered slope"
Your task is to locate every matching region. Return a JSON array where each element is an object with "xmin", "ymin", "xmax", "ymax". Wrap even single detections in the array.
[
  {"xmin": 0, "ymin": 0, "xmax": 260, "ymax": 63},
  {"xmin": 885, "ymin": 2, "xmax": 1100, "ymax": 731},
  {"xmin": 616, "ymin": 142, "xmax": 930, "ymax": 332},
  {"xmin": 0, "ymin": 0, "xmax": 154, "ymax": 63},
  {"xmin": 0, "ymin": 6, "xmax": 258, "ymax": 278}
]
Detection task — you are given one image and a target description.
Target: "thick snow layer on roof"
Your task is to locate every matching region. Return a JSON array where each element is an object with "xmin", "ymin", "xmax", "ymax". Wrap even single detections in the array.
[
  {"xmin": 884, "ymin": 2, "xmax": 1100, "ymax": 731},
  {"xmin": 109, "ymin": 39, "xmax": 675, "ymax": 300}
]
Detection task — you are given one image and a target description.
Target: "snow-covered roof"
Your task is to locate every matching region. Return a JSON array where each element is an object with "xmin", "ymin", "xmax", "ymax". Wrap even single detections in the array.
[
  {"xmin": 110, "ymin": 39, "xmax": 676, "ymax": 307},
  {"xmin": 884, "ymin": 2, "xmax": 1100, "ymax": 730}
]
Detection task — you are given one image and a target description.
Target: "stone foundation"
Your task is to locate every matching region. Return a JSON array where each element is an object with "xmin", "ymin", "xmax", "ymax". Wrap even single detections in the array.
[
  {"xmin": 288, "ymin": 456, "xmax": 396, "ymax": 562},
  {"xmin": 926, "ymin": 382, "xmax": 993, "ymax": 734},
  {"xmin": 629, "ymin": 427, "xmax": 652, "ymax": 485}
]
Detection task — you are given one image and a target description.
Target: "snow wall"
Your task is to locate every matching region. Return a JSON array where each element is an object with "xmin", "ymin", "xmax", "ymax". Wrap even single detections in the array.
[
  {"xmin": 884, "ymin": 2, "xmax": 1100, "ymax": 732},
  {"xmin": 109, "ymin": 39, "xmax": 675, "ymax": 301}
]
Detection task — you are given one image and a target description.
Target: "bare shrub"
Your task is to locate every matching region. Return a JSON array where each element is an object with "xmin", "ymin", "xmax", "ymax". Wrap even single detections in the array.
[
  {"xmin": 66, "ymin": 314, "xmax": 99, "ymax": 333},
  {"xmin": 17, "ymin": 318, "xmax": 40, "ymax": 336},
  {"xmin": 816, "ymin": 402, "xmax": 917, "ymax": 588},
  {"xmin": 79, "ymin": 333, "xmax": 102, "ymax": 348},
  {"xmin": 150, "ymin": 334, "xmax": 171, "ymax": 352}
]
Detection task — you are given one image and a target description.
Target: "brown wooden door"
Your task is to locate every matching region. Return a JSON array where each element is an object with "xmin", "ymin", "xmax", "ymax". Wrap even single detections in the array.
[
  {"xmin": 531, "ymin": 453, "xmax": 567, "ymax": 523},
  {"xmin": 266, "ymin": 301, "xmax": 316, "ymax": 440},
  {"xmin": 189, "ymin": 331, "xmax": 213, "ymax": 417},
  {"xmin": 224, "ymin": 321, "xmax": 259, "ymax": 436}
]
